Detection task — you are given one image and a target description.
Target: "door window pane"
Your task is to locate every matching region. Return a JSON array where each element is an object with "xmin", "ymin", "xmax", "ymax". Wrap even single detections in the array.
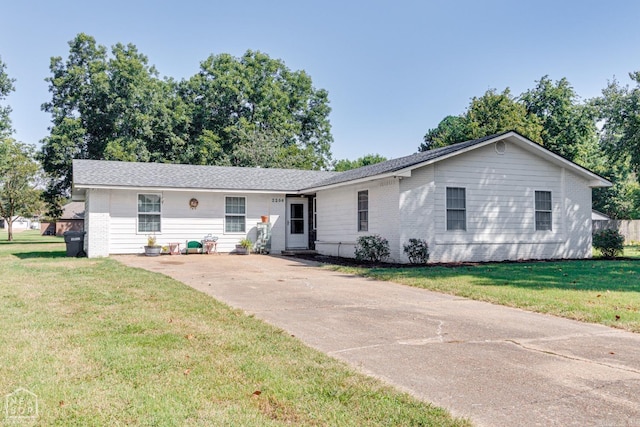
[{"xmin": 290, "ymin": 203, "xmax": 304, "ymax": 234}]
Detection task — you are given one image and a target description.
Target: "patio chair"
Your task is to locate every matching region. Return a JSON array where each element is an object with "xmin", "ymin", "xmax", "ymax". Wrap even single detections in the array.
[{"xmin": 185, "ymin": 240, "xmax": 203, "ymax": 254}]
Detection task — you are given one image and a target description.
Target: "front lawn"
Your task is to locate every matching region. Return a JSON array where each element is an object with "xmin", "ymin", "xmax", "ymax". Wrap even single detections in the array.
[
  {"xmin": 0, "ymin": 231, "xmax": 467, "ymax": 426},
  {"xmin": 622, "ymin": 244, "xmax": 640, "ymax": 258},
  {"xmin": 331, "ymin": 254, "xmax": 640, "ymax": 333}
]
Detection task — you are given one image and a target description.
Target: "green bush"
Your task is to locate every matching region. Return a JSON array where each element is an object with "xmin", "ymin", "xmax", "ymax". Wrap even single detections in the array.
[
  {"xmin": 593, "ymin": 229, "xmax": 625, "ymax": 258},
  {"xmin": 354, "ymin": 235, "xmax": 390, "ymax": 262},
  {"xmin": 403, "ymin": 238, "xmax": 430, "ymax": 264}
]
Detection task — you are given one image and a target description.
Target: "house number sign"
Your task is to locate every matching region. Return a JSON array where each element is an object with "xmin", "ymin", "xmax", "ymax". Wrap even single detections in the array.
[{"xmin": 271, "ymin": 198, "xmax": 285, "ymax": 203}]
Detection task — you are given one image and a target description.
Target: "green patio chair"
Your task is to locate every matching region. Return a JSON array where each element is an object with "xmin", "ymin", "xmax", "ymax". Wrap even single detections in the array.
[{"xmin": 185, "ymin": 240, "xmax": 203, "ymax": 255}]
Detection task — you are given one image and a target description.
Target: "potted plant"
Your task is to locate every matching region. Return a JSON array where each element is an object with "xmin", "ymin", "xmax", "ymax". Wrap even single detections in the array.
[
  {"xmin": 235, "ymin": 238, "xmax": 253, "ymax": 255},
  {"xmin": 144, "ymin": 235, "xmax": 162, "ymax": 256}
]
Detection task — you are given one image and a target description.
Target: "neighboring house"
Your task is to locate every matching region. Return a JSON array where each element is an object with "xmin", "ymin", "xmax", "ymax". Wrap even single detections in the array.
[
  {"xmin": 56, "ymin": 202, "xmax": 85, "ymax": 235},
  {"xmin": 591, "ymin": 210, "xmax": 611, "ymax": 221},
  {"xmin": 72, "ymin": 131, "xmax": 612, "ymax": 262},
  {"xmin": 40, "ymin": 202, "xmax": 85, "ymax": 235},
  {"xmin": 0, "ymin": 216, "xmax": 32, "ymax": 230}
]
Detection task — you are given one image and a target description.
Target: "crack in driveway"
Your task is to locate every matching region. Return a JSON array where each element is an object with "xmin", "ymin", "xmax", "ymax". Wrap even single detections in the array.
[{"xmin": 504, "ymin": 339, "xmax": 640, "ymax": 376}]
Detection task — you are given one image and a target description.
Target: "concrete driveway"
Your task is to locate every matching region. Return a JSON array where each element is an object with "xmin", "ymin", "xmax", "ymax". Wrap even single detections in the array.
[{"xmin": 118, "ymin": 254, "xmax": 640, "ymax": 426}]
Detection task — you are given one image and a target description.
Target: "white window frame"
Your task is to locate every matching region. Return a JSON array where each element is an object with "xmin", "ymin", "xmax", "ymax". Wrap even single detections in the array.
[
  {"xmin": 225, "ymin": 196, "xmax": 246, "ymax": 234},
  {"xmin": 357, "ymin": 190, "xmax": 369, "ymax": 232},
  {"xmin": 312, "ymin": 197, "xmax": 317, "ymax": 231},
  {"xmin": 137, "ymin": 193, "xmax": 162, "ymax": 234},
  {"xmin": 534, "ymin": 190, "xmax": 553, "ymax": 231},
  {"xmin": 446, "ymin": 187, "xmax": 466, "ymax": 231}
]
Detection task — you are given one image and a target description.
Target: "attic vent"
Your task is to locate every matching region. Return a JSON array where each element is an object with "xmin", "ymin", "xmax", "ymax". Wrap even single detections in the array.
[{"xmin": 495, "ymin": 141, "xmax": 506, "ymax": 154}]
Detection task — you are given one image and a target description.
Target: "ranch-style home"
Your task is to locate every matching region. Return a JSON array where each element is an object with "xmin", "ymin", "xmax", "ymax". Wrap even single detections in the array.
[{"xmin": 72, "ymin": 131, "xmax": 611, "ymax": 262}]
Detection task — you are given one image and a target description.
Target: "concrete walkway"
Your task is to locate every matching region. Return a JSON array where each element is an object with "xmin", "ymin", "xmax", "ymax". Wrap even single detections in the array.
[{"xmin": 118, "ymin": 254, "xmax": 640, "ymax": 426}]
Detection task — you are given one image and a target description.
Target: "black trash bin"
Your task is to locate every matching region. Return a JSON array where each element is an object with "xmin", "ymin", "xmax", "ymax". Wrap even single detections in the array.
[{"xmin": 63, "ymin": 231, "xmax": 86, "ymax": 257}]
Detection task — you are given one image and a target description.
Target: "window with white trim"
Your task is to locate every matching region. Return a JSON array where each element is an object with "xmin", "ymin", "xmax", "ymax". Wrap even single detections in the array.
[
  {"xmin": 138, "ymin": 194, "xmax": 161, "ymax": 233},
  {"xmin": 535, "ymin": 191, "xmax": 552, "ymax": 231},
  {"xmin": 225, "ymin": 196, "xmax": 246, "ymax": 233},
  {"xmin": 312, "ymin": 197, "xmax": 317, "ymax": 231},
  {"xmin": 446, "ymin": 187, "xmax": 466, "ymax": 231},
  {"xmin": 357, "ymin": 190, "xmax": 368, "ymax": 232}
]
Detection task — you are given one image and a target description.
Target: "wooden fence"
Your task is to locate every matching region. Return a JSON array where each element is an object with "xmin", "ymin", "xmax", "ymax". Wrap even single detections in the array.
[{"xmin": 593, "ymin": 220, "xmax": 640, "ymax": 243}]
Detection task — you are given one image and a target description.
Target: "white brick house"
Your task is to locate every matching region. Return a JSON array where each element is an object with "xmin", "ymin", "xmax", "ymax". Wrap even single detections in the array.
[{"xmin": 72, "ymin": 131, "xmax": 611, "ymax": 262}]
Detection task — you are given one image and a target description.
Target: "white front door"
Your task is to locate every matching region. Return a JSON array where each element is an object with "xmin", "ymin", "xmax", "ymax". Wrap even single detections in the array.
[{"xmin": 286, "ymin": 198, "xmax": 308, "ymax": 249}]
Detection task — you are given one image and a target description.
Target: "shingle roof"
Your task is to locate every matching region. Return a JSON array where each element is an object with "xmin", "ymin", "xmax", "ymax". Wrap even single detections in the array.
[
  {"xmin": 72, "ymin": 160, "xmax": 338, "ymax": 192},
  {"xmin": 305, "ymin": 132, "xmax": 507, "ymax": 189},
  {"xmin": 60, "ymin": 202, "xmax": 85, "ymax": 219},
  {"xmin": 73, "ymin": 131, "xmax": 609, "ymax": 193},
  {"xmin": 72, "ymin": 132, "xmax": 508, "ymax": 193}
]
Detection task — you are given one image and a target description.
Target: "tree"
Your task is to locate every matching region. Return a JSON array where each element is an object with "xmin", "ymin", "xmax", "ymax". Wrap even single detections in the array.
[
  {"xmin": 589, "ymin": 72, "xmax": 640, "ymax": 219},
  {"xmin": 333, "ymin": 154, "xmax": 387, "ymax": 171},
  {"xmin": 0, "ymin": 139, "xmax": 41, "ymax": 241},
  {"xmin": 521, "ymin": 76, "xmax": 598, "ymax": 162},
  {"xmin": 595, "ymin": 72, "xmax": 640, "ymax": 179},
  {"xmin": 0, "ymin": 58, "xmax": 41, "ymax": 240},
  {"xmin": 419, "ymin": 88, "xmax": 543, "ymax": 152},
  {"xmin": 182, "ymin": 50, "xmax": 333, "ymax": 169},
  {"xmin": 465, "ymin": 88, "xmax": 543, "ymax": 142},
  {"xmin": 40, "ymin": 34, "xmax": 185, "ymax": 203},
  {"xmin": 420, "ymin": 115, "xmax": 469, "ymax": 151},
  {"xmin": 0, "ymin": 56, "xmax": 15, "ymax": 138},
  {"xmin": 40, "ymin": 35, "xmax": 334, "ymax": 203},
  {"xmin": 40, "ymin": 34, "xmax": 108, "ymax": 203}
]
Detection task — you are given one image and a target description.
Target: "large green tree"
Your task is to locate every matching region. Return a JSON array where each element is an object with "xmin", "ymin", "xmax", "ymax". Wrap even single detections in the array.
[
  {"xmin": 0, "ymin": 139, "xmax": 42, "ymax": 241},
  {"xmin": 40, "ymin": 34, "xmax": 185, "ymax": 203},
  {"xmin": 521, "ymin": 76, "xmax": 598, "ymax": 162},
  {"xmin": 595, "ymin": 72, "xmax": 640, "ymax": 178},
  {"xmin": 590, "ymin": 72, "xmax": 640, "ymax": 218},
  {"xmin": 465, "ymin": 88, "xmax": 543, "ymax": 142},
  {"xmin": 420, "ymin": 88, "xmax": 542, "ymax": 151},
  {"xmin": 40, "ymin": 35, "xmax": 333, "ymax": 202},
  {"xmin": 182, "ymin": 50, "xmax": 333, "ymax": 169}
]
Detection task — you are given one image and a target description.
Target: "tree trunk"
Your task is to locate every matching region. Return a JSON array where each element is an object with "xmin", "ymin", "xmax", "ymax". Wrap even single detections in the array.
[{"xmin": 6, "ymin": 219, "xmax": 13, "ymax": 241}]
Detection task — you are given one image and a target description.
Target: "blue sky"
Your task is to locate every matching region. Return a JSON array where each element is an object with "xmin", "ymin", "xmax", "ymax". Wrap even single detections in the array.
[{"xmin": 1, "ymin": 0, "xmax": 639, "ymax": 162}]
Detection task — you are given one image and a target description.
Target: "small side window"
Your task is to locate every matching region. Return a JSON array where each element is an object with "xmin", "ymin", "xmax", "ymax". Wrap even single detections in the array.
[
  {"xmin": 535, "ymin": 191, "xmax": 552, "ymax": 231},
  {"xmin": 446, "ymin": 187, "xmax": 466, "ymax": 231},
  {"xmin": 357, "ymin": 190, "xmax": 368, "ymax": 232}
]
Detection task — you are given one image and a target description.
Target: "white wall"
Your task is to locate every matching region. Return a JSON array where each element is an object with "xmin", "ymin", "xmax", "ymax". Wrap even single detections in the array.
[
  {"xmin": 399, "ymin": 141, "xmax": 593, "ymax": 262},
  {"xmin": 85, "ymin": 189, "xmax": 110, "ymax": 258},
  {"xmin": 86, "ymin": 189, "xmax": 287, "ymax": 256},
  {"xmin": 315, "ymin": 177, "xmax": 401, "ymax": 260},
  {"xmin": 398, "ymin": 164, "xmax": 436, "ymax": 263},
  {"xmin": 9, "ymin": 217, "xmax": 30, "ymax": 230}
]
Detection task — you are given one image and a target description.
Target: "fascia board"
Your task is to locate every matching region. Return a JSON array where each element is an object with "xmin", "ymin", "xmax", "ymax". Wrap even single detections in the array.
[
  {"xmin": 302, "ymin": 170, "xmax": 412, "ymax": 193},
  {"xmin": 73, "ymin": 184, "xmax": 293, "ymax": 195}
]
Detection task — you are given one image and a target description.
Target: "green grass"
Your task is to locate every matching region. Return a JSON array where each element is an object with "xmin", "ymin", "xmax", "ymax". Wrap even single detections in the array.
[
  {"xmin": 592, "ymin": 245, "xmax": 640, "ymax": 259},
  {"xmin": 622, "ymin": 245, "xmax": 640, "ymax": 258},
  {"xmin": 0, "ymin": 230, "xmax": 467, "ymax": 426},
  {"xmin": 331, "ymin": 249, "xmax": 640, "ymax": 333}
]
